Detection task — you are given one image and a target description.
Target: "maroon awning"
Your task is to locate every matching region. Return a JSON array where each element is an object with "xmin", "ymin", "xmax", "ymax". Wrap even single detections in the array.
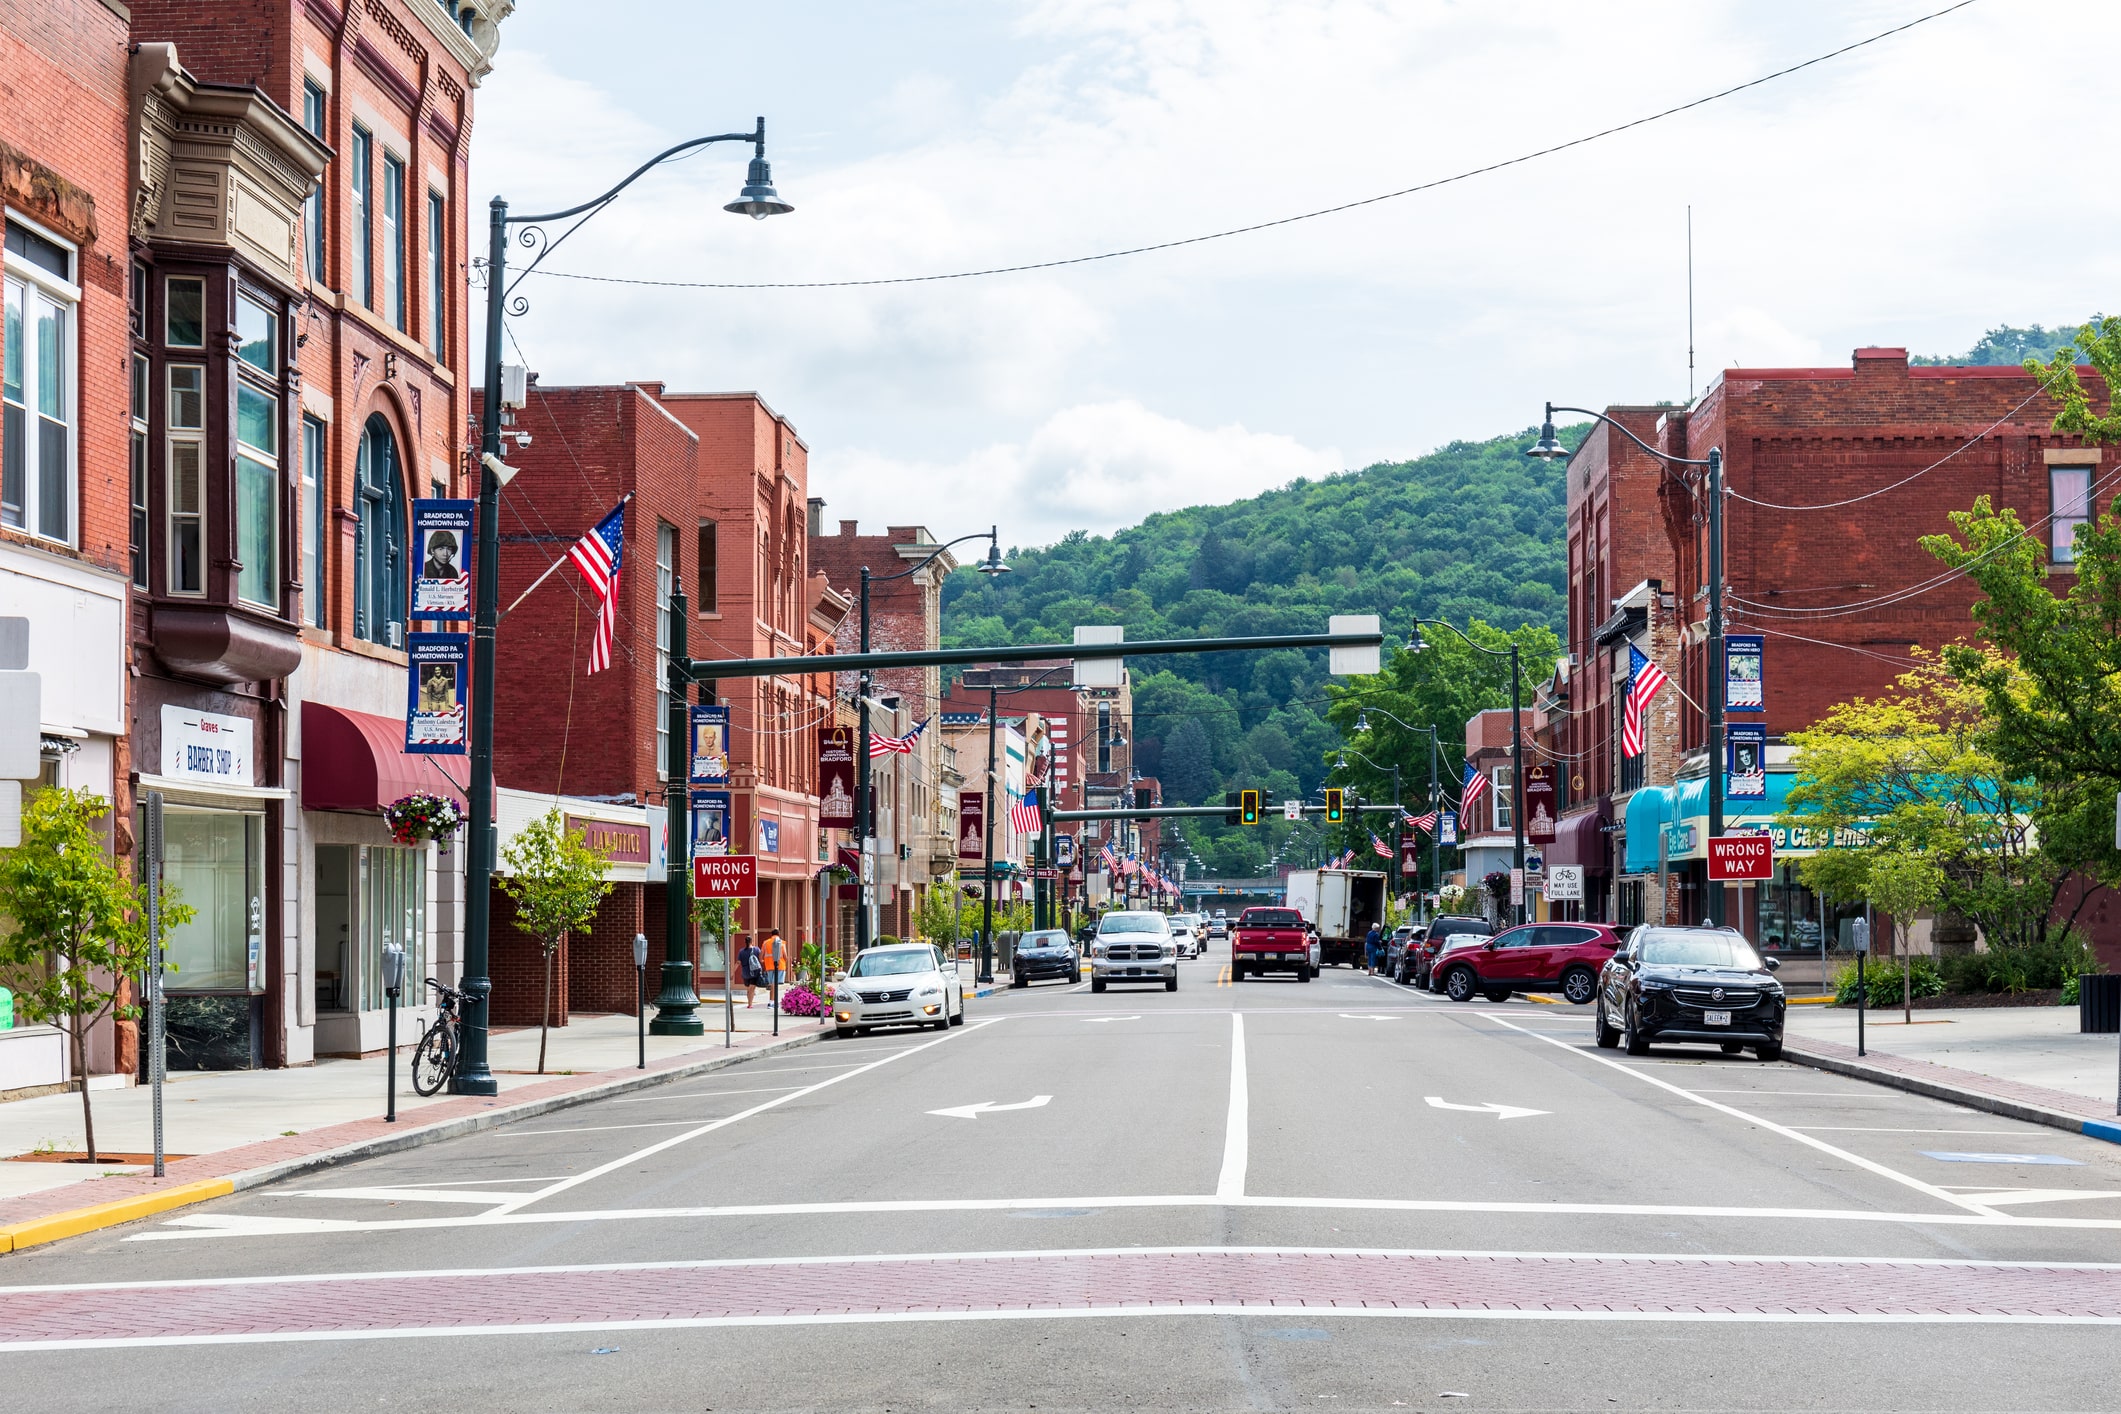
[
  {"xmin": 301, "ymin": 702, "xmax": 468, "ymax": 814},
  {"xmin": 1547, "ymin": 803, "xmax": 1612, "ymax": 873}
]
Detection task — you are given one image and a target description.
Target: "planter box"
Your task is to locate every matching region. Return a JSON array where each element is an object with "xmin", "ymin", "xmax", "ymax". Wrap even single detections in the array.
[{"xmin": 0, "ymin": 1025, "xmax": 68, "ymax": 1093}]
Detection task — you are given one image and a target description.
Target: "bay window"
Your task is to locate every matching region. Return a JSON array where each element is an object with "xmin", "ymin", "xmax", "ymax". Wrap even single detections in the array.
[
  {"xmin": 3, "ymin": 218, "xmax": 77, "ymax": 543},
  {"xmin": 131, "ymin": 353, "xmax": 149, "ymax": 587},
  {"xmin": 166, "ymin": 364, "xmax": 205, "ymax": 595},
  {"xmin": 303, "ymin": 414, "xmax": 326, "ymax": 627}
]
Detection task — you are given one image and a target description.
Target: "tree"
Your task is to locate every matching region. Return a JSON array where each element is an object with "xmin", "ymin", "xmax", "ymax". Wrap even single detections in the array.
[
  {"xmin": 1781, "ymin": 651, "xmax": 2089, "ymax": 959},
  {"xmin": 1867, "ymin": 852, "xmax": 1945, "ymax": 1023},
  {"xmin": 497, "ymin": 809, "xmax": 614, "ymax": 1074},
  {"xmin": 1159, "ymin": 718, "xmax": 1214, "ymax": 803},
  {"xmin": 0, "ymin": 789, "xmax": 193, "ymax": 1163}
]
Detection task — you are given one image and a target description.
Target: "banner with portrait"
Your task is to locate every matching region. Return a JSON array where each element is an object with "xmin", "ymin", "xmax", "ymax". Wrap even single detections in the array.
[
  {"xmin": 404, "ymin": 632, "xmax": 469, "ymax": 754},
  {"xmin": 1439, "ymin": 811, "xmax": 1458, "ymax": 848},
  {"xmin": 817, "ymin": 725, "xmax": 855, "ymax": 828},
  {"xmin": 1725, "ymin": 634, "xmax": 1765, "ymax": 711},
  {"xmin": 958, "ymin": 791, "xmax": 985, "ymax": 861},
  {"xmin": 688, "ymin": 704, "xmax": 730, "ymax": 785},
  {"xmin": 409, "ymin": 499, "xmax": 474, "ymax": 621},
  {"xmin": 1727, "ymin": 721, "xmax": 1768, "ymax": 799},
  {"xmin": 690, "ymin": 790, "xmax": 732, "ymax": 856}
]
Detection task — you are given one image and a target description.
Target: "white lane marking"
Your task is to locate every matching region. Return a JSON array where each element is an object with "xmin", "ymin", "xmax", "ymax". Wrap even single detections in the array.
[
  {"xmin": 131, "ymin": 1191, "xmax": 2121, "ymax": 1243},
  {"xmin": 927, "ymin": 1095, "xmax": 1052, "ymax": 1120},
  {"xmin": 17, "ymin": 1304, "xmax": 2121, "ymax": 1349},
  {"xmin": 1485, "ymin": 1013, "xmax": 2005, "ymax": 1219},
  {"xmin": 1080, "ymin": 1016, "xmax": 1140, "ymax": 1023},
  {"xmin": 284, "ymin": 1188, "xmax": 532, "ymax": 1206},
  {"xmin": 1340, "ymin": 1014, "xmax": 1402, "ymax": 1021},
  {"xmin": 36, "ymin": 1243, "xmax": 2121, "ymax": 1294},
  {"xmin": 1215, "ymin": 1012, "xmax": 1248, "ymax": 1200},
  {"xmin": 1944, "ymin": 1189, "xmax": 2121, "ymax": 1206},
  {"xmin": 495, "ymin": 1119, "xmax": 776, "ymax": 1138},
  {"xmin": 610, "ymin": 1085, "xmax": 807, "ymax": 1105},
  {"xmin": 1686, "ymin": 1089, "xmax": 1925, "ymax": 1098},
  {"xmin": 486, "ymin": 1019, "xmax": 1000, "ymax": 1218},
  {"xmin": 1790, "ymin": 1128, "xmax": 2038, "ymax": 1136},
  {"xmin": 1424, "ymin": 1097, "xmax": 1549, "ymax": 1121}
]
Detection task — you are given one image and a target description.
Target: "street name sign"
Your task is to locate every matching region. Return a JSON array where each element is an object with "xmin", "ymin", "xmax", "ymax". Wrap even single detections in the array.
[{"xmin": 1707, "ymin": 833, "xmax": 1774, "ymax": 881}]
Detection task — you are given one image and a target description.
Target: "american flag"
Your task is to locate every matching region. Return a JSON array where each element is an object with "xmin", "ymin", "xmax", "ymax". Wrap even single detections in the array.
[
  {"xmin": 1459, "ymin": 761, "xmax": 1490, "ymax": 819},
  {"xmin": 567, "ymin": 502, "xmax": 627, "ymax": 675},
  {"xmin": 1370, "ymin": 832, "xmax": 1393, "ymax": 859},
  {"xmin": 869, "ymin": 717, "xmax": 929, "ymax": 758},
  {"xmin": 1622, "ymin": 644, "xmax": 1669, "ymax": 758},
  {"xmin": 1009, "ymin": 791, "xmax": 1043, "ymax": 837},
  {"xmin": 1404, "ymin": 810, "xmax": 1439, "ymax": 835}
]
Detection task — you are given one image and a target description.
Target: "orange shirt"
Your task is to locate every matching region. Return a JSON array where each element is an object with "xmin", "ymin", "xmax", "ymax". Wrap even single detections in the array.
[{"xmin": 760, "ymin": 936, "xmax": 789, "ymax": 971}]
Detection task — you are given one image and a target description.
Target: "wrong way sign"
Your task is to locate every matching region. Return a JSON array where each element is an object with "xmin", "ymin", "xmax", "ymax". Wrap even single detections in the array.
[
  {"xmin": 694, "ymin": 854, "xmax": 759, "ymax": 898},
  {"xmin": 1707, "ymin": 833, "xmax": 1773, "ymax": 881}
]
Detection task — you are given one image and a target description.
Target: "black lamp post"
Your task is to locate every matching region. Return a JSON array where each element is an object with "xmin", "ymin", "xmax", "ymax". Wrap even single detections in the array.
[
  {"xmin": 853, "ymin": 530, "xmax": 1008, "ymax": 956},
  {"xmin": 1334, "ymin": 745, "xmax": 1400, "ymax": 897},
  {"xmin": 1406, "ymin": 619, "xmax": 1526, "ymax": 926},
  {"xmin": 454, "ymin": 121, "xmax": 791, "ymax": 1092},
  {"xmin": 1528, "ymin": 404, "xmax": 1727, "ymax": 925}
]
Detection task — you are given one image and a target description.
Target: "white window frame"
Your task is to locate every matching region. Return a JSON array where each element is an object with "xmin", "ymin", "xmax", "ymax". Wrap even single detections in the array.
[
  {"xmin": 166, "ymin": 363, "xmax": 207, "ymax": 596},
  {"xmin": 1491, "ymin": 765, "xmax": 1513, "ymax": 832},
  {"xmin": 303, "ymin": 413, "xmax": 326, "ymax": 627},
  {"xmin": 381, "ymin": 151, "xmax": 406, "ymax": 331},
  {"xmin": 131, "ymin": 352, "xmax": 149, "ymax": 588},
  {"xmin": 656, "ymin": 519, "xmax": 676, "ymax": 777},
  {"xmin": 302, "ymin": 80, "xmax": 328, "ymax": 286},
  {"xmin": 427, "ymin": 189, "xmax": 446, "ymax": 354},
  {"xmin": 234, "ymin": 373, "xmax": 280, "ymax": 611},
  {"xmin": 3, "ymin": 210, "xmax": 81, "ymax": 546},
  {"xmin": 2051, "ymin": 465, "xmax": 2092, "ymax": 564},
  {"xmin": 350, "ymin": 125, "xmax": 373, "ymax": 308}
]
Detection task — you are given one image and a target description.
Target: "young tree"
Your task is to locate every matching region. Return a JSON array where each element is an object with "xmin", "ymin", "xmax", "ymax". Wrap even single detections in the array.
[
  {"xmin": 497, "ymin": 809, "xmax": 613, "ymax": 1074},
  {"xmin": 0, "ymin": 789, "xmax": 193, "ymax": 1162},
  {"xmin": 1868, "ymin": 852, "xmax": 1946, "ymax": 1023}
]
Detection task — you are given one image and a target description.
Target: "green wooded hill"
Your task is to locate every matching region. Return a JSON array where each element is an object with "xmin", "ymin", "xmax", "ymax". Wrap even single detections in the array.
[{"xmin": 941, "ymin": 426, "xmax": 1576, "ymax": 874}]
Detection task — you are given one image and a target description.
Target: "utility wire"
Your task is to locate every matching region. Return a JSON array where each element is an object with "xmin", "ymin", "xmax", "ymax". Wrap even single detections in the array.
[{"xmin": 522, "ymin": 1, "xmax": 1980, "ymax": 293}]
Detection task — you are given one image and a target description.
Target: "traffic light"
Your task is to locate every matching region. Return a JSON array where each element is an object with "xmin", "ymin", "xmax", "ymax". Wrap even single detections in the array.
[
  {"xmin": 1324, "ymin": 787, "xmax": 1344, "ymax": 822},
  {"xmin": 1225, "ymin": 791, "xmax": 1241, "ymax": 825},
  {"xmin": 1240, "ymin": 789, "xmax": 1261, "ymax": 825}
]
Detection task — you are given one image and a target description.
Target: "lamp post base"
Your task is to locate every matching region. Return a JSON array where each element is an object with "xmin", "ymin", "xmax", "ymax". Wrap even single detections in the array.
[
  {"xmin": 649, "ymin": 960, "xmax": 705, "ymax": 1036},
  {"xmin": 450, "ymin": 977, "xmax": 500, "ymax": 1095}
]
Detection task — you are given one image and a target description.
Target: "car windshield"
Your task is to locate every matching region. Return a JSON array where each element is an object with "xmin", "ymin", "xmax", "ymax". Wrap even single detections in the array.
[
  {"xmin": 1634, "ymin": 929, "xmax": 1764, "ymax": 969},
  {"xmin": 1100, "ymin": 912, "xmax": 1169, "ymax": 935},
  {"xmin": 1241, "ymin": 909, "xmax": 1302, "ymax": 928},
  {"xmin": 1019, "ymin": 932, "xmax": 1067, "ymax": 949},
  {"xmin": 848, "ymin": 950, "xmax": 935, "ymax": 977}
]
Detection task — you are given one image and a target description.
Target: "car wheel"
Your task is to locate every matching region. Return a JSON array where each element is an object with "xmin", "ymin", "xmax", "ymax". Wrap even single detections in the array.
[
  {"xmin": 1720, "ymin": 1041, "xmax": 1745, "ymax": 1056},
  {"xmin": 835, "ymin": 1027, "xmax": 857, "ymax": 1040},
  {"xmin": 1483, "ymin": 987, "xmax": 1513, "ymax": 1004},
  {"xmin": 1011, "ymin": 974, "xmax": 1026, "ymax": 989},
  {"xmin": 1299, "ymin": 966, "xmax": 1312, "ymax": 983},
  {"xmin": 1091, "ymin": 978, "xmax": 1106, "ymax": 994},
  {"xmin": 1754, "ymin": 1040, "xmax": 1783, "ymax": 1062},
  {"xmin": 1560, "ymin": 967, "xmax": 1597, "ymax": 1005},
  {"xmin": 1593, "ymin": 1000, "xmax": 1621, "ymax": 1049},
  {"xmin": 1165, "ymin": 976, "xmax": 1178, "ymax": 992},
  {"xmin": 1233, "ymin": 963, "xmax": 1245, "ymax": 982},
  {"xmin": 1444, "ymin": 967, "xmax": 1477, "ymax": 1003},
  {"xmin": 1622, "ymin": 1002, "xmax": 1650, "ymax": 1056},
  {"xmin": 951, "ymin": 993, "xmax": 966, "ymax": 1026}
]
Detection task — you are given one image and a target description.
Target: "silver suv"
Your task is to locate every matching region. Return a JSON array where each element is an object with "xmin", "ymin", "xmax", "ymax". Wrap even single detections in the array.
[{"xmin": 1090, "ymin": 910, "xmax": 1177, "ymax": 992}]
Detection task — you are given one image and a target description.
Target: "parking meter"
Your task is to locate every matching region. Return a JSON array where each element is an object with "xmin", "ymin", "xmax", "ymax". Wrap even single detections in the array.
[
  {"xmin": 380, "ymin": 943, "xmax": 406, "ymax": 1121},
  {"xmin": 1849, "ymin": 918, "xmax": 1870, "ymax": 1057},
  {"xmin": 632, "ymin": 932, "xmax": 649, "ymax": 1069},
  {"xmin": 632, "ymin": 932, "xmax": 649, "ymax": 970},
  {"xmin": 1850, "ymin": 918, "xmax": 1870, "ymax": 954}
]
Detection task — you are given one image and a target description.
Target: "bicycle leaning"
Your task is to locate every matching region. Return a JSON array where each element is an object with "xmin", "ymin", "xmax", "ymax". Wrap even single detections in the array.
[{"xmin": 410, "ymin": 977, "xmax": 469, "ymax": 1097}]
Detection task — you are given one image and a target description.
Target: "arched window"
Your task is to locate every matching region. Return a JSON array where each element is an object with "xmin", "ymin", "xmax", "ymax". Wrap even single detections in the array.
[{"xmin": 353, "ymin": 413, "xmax": 405, "ymax": 645}]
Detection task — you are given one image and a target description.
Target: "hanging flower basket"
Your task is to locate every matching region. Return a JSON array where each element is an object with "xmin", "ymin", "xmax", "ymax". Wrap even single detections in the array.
[
  {"xmin": 1481, "ymin": 869, "xmax": 1511, "ymax": 904},
  {"xmin": 385, "ymin": 792, "xmax": 464, "ymax": 847}
]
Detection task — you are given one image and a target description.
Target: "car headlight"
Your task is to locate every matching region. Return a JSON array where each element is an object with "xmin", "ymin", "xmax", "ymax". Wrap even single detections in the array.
[
  {"xmin": 916, "ymin": 985, "xmax": 942, "ymax": 997},
  {"xmin": 834, "ymin": 989, "xmax": 856, "ymax": 1003},
  {"xmin": 1091, "ymin": 945, "xmax": 1107, "ymax": 958},
  {"xmin": 1637, "ymin": 978, "xmax": 1672, "ymax": 992}
]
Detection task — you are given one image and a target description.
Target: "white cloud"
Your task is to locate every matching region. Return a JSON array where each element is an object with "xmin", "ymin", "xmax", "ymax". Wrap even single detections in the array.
[{"xmin": 817, "ymin": 400, "xmax": 1342, "ymax": 548}]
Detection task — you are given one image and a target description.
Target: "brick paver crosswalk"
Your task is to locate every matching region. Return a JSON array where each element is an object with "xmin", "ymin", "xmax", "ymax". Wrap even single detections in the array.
[{"xmin": 6, "ymin": 1249, "xmax": 2120, "ymax": 1346}]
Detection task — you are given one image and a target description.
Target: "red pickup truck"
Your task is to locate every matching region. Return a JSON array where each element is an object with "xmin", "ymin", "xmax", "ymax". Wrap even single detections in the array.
[{"xmin": 1232, "ymin": 906, "xmax": 1313, "ymax": 982}]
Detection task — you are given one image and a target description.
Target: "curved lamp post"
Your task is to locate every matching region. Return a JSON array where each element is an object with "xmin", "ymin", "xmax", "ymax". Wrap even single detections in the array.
[
  {"xmin": 1527, "ymin": 404, "xmax": 1727, "ymax": 926},
  {"xmin": 853, "ymin": 530, "xmax": 1009, "ymax": 958},
  {"xmin": 454, "ymin": 123, "xmax": 791, "ymax": 1090},
  {"xmin": 1404, "ymin": 618, "xmax": 1526, "ymax": 925}
]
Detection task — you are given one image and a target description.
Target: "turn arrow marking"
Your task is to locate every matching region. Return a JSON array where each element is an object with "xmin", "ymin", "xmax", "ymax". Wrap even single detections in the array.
[
  {"xmin": 927, "ymin": 1095, "xmax": 1054, "ymax": 1120},
  {"xmin": 1424, "ymin": 1095, "xmax": 1549, "ymax": 1121}
]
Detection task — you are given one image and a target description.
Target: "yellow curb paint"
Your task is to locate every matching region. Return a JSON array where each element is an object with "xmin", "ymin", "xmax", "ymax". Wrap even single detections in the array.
[
  {"xmin": 1525, "ymin": 995, "xmax": 1563, "ymax": 1005},
  {"xmin": 0, "ymin": 1177, "xmax": 235, "ymax": 1254}
]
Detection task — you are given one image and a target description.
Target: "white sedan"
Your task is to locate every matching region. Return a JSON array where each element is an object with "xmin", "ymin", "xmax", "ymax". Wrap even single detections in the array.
[{"xmin": 832, "ymin": 943, "xmax": 965, "ymax": 1036}]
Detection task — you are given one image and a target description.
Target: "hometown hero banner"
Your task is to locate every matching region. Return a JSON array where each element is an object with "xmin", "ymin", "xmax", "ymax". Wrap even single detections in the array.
[
  {"xmin": 409, "ymin": 499, "xmax": 474, "ymax": 621},
  {"xmin": 404, "ymin": 632, "xmax": 469, "ymax": 754}
]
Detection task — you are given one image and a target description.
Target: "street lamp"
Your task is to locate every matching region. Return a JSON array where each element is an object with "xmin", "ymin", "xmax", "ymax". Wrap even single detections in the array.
[
  {"xmin": 1528, "ymin": 403, "xmax": 1727, "ymax": 925},
  {"xmin": 452, "ymin": 121, "xmax": 792, "ymax": 1092},
  {"xmin": 853, "ymin": 529, "xmax": 1008, "ymax": 956},
  {"xmin": 1334, "ymin": 744, "xmax": 1401, "ymax": 898},
  {"xmin": 1353, "ymin": 704, "xmax": 1444, "ymax": 920},
  {"xmin": 1406, "ymin": 617, "xmax": 1527, "ymax": 925}
]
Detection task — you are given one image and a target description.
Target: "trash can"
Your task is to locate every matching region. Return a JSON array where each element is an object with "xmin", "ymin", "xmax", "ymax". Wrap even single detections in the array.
[{"xmin": 2079, "ymin": 974, "xmax": 2121, "ymax": 1034}]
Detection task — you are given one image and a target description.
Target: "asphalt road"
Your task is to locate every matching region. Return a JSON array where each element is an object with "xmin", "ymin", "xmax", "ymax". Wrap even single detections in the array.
[{"xmin": 7, "ymin": 953, "xmax": 2121, "ymax": 1412}]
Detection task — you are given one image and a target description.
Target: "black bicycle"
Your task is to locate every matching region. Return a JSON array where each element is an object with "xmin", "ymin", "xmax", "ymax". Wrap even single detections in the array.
[{"xmin": 410, "ymin": 977, "xmax": 467, "ymax": 1096}]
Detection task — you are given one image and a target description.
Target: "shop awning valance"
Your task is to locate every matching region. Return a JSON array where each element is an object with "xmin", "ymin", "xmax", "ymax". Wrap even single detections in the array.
[
  {"xmin": 301, "ymin": 702, "xmax": 467, "ymax": 814},
  {"xmin": 1546, "ymin": 803, "xmax": 1612, "ymax": 873}
]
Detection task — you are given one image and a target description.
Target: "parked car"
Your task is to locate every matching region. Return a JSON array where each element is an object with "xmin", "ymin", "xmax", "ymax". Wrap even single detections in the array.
[
  {"xmin": 1405, "ymin": 915, "xmax": 1493, "ymax": 987},
  {"xmin": 1011, "ymin": 929, "xmax": 1082, "ymax": 987},
  {"xmin": 1425, "ymin": 932, "xmax": 1498, "ymax": 996},
  {"xmin": 832, "ymin": 943, "xmax": 966, "ymax": 1036},
  {"xmin": 1383, "ymin": 924, "xmax": 1419, "ymax": 978},
  {"xmin": 1090, "ymin": 911, "xmax": 1178, "ymax": 992},
  {"xmin": 1595, "ymin": 925, "xmax": 1786, "ymax": 1060},
  {"xmin": 1434, "ymin": 922, "xmax": 1626, "ymax": 1004},
  {"xmin": 1231, "ymin": 906, "xmax": 1312, "ymax": 982}
]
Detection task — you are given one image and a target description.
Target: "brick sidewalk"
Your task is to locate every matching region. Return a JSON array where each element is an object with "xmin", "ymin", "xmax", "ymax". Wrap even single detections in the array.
[
  {"xmin": 0, "ymin": 1026, "xmax": 818, "ymax": 1239},
  {"xmin": 6, "ymin": 1250, "xmax": 2121, "ymax": 1345},
  {"xmin": 1784, "ymin": 1034, "xmax": 2121, "ymax": 1141}
]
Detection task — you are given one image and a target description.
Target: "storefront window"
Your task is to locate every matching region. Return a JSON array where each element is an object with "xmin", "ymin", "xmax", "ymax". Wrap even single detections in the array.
[
  {"xmin": 162, "ymin": 807, "xmax": 265, "ymax": 991},
  {"xmin": 317, "ymin": 843, "xmax": 426, "ymax": 1013}
]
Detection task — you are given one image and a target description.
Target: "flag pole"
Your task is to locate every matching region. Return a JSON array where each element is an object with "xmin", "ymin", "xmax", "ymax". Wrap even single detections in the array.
[{"xmin": 502, "ymin": 492, "xmax": 633, "ymax": 619}]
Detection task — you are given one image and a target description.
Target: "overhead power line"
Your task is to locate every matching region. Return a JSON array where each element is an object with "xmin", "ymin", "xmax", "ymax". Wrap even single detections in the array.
[{"xmin": 524, "ymin": 1, "xmax": 1981, "ymax": 293}]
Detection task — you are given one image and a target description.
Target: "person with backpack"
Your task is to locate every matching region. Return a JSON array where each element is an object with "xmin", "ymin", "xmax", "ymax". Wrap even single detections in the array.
[{"xmin": 737, "ymin": 933, "xmax": 766, "ymax": 1008}]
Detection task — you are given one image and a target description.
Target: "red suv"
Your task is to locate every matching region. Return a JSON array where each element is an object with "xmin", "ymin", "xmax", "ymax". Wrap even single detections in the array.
[{"xmin": 1434, "ymin": 922, "xmax": 1626, "ymax": 1005}]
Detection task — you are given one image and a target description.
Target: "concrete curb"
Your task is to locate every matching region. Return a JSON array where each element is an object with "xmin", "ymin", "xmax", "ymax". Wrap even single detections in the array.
[
  {"xmin": 1780, "ymin": 1039, "xmax": 2121, "ymax": 1148},
  {"xmin": 0, "ymin": 1027, "xmax": 827, "ymax": 1255}
]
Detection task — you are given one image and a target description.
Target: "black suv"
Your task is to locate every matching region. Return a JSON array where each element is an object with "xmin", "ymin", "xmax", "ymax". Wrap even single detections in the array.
[
  {"xmin": 1012, "ymin": 929, "xmax": 1082, "ymax": 987},
  {"xmin": 1401, "ymin": 915, "xmax": 1492, "ymax": 986},
  {"xmin": 1595, "ymin": 925, "xmax": 1786, "ymax": 1060}
]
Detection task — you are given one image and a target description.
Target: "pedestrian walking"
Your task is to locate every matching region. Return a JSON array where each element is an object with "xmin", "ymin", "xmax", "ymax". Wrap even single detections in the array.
[
  {"xmin": 761, "ymin": 927, "xmax": 788, "ymax": 992},
  {"xmin": 1365, "ymin": 922, "xmax": 1383, "ymax": 975},
  {"xmin": 737, "ymin": 934, "xmax": 766, "ymax": 1008}
]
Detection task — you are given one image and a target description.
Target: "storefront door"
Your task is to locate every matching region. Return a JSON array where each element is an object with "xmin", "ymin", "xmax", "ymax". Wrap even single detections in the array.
[{"xmin": 161, "ymin": 805, "xmax": 265, "ymax": 1069}]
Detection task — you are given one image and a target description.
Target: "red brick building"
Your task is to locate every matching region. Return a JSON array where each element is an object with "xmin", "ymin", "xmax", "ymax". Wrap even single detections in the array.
[
  {"xmin": 1, "ymin": 0, "xmax": 136, "ymax": 1085},
  {"xmin": 1554, "ymin": 349, "xmax": 2115, "ymax": 949}
]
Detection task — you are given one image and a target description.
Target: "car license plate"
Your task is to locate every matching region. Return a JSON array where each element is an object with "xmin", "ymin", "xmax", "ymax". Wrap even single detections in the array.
[{"xmin": 1704, "ymin": 1009, "xmax": 1732, "ymax": 1026}]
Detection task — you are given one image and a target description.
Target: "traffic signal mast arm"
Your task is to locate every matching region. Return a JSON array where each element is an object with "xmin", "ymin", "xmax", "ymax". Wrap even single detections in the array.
[
  {"xmin": 681, "ymin": 627, "xmax": 1383, "ymax": 681},
  {"xmin": 1050, "ymin": 802, "xmax": 1397, "ymax": 822}
]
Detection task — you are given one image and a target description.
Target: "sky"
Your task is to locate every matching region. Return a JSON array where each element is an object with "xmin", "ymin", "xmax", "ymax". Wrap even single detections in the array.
[{"xmin": 475, "ymin": 0, "xmax": 2121, "ymax": 551}]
